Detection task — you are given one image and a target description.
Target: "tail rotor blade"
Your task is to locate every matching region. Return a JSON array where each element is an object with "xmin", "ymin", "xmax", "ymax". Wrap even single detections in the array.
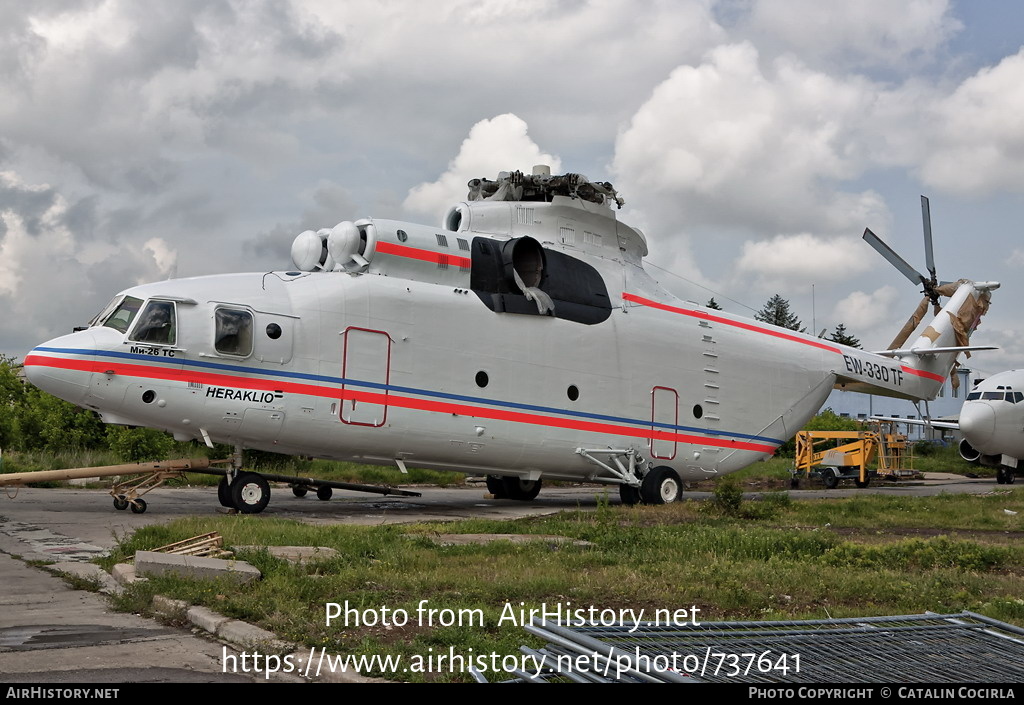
[
  {"xmin": 921, "ymin": 195, "xmax": 936, "ymax": 281},
  {"xmin": 863, "ymin": 228, "xmax": 927, "ymax": 287}
]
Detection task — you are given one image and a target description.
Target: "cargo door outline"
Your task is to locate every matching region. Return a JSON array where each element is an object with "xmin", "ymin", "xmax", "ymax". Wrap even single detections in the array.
[
  {"xmin": 650, "ymin": 386, "xmax": 678, "ymax": 460},
  {"xmin": 341, "ymin": 327, "xmax": 392, "ymax": 427}
]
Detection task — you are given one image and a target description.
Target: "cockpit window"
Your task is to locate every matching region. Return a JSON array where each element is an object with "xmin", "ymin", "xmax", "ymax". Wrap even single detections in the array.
[
  {"xmin": 982, "ymin": 392, "xmax": 1005, "ymax": 401},
  {"xmin": 129, "ymin": 301, "xmax": 176, "ymax": 345},
  {"xmin": 215, "ymin": 308, "xmax": 253, "ymax": 357},
  {"xmin": 102, "ymin": 296, "xmax": 144, "ymax": 334},
  {"xmin": 967, "ymin": 392, "xmax": 982, "ymax": 400}
]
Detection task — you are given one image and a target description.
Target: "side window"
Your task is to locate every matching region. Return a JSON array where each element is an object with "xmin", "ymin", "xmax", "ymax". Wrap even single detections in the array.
[
  {"xmin": 215, "ymin": 308, "xmax": 253, "ymax": 357},
  {"xmin": 130, "ymin": 301, "xmax": 176, "ymax": 345}
]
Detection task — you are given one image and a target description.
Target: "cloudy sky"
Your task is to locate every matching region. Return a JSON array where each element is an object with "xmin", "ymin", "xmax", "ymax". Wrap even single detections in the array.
[{"xmin": 2, "ymin": 0, "xmax": 1023, "ymax": 377}]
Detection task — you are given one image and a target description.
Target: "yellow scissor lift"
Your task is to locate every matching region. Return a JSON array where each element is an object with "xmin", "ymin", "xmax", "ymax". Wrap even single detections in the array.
[{"xmin": 790, "ymin": 421, "xmax": 916, "ymax": 489}]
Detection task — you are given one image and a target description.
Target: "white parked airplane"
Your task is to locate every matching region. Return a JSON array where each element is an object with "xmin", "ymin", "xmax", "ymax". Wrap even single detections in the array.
[
  {"xmin": 22, "ymin": 169, "xmax": 998, "ymax": 512},
  {"xmin": 877, "ymin": 369, "xmax": 1024, "ymax": 485}
]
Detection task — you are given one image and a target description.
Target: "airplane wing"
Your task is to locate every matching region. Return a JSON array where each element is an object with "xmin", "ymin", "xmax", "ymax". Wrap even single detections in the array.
[{"xmin": 871, "ymin": 415, "xmax": 960, "ymax": 430}]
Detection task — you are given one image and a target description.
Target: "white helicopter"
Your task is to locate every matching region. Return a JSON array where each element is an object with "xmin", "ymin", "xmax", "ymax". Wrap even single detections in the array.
[
  {"xmin": 22, "ymin": 167, "xmax": 998, "ymax": 513},
  {"xmin": 877, "ymin": 369, "xmax": 1024, "ymax": 485}
]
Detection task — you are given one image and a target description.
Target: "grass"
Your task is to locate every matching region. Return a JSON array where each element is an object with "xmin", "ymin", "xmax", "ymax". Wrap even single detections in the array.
[{"xmin": 101, "ymin": 487, "xmax": 1024, "ymax": 682}]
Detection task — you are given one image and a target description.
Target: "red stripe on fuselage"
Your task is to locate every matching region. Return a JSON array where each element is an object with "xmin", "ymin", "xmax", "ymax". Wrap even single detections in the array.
[
  {"xmin": 622, "ymin": 293, "xmax": 951, "ymax": 387},
  {"xmin": 376, "ymin": 241, "xmax": 471, "ymax": 269},
  {"xmin": 900, "ymin": 365, "xmax": 946, "ymax": 383},
  {"xmin": 23, "ymin": 354, "xmax": 777, "ymax": 454},
  {"xmin": 622, "ymin": 293, "xmax": 843, "ymax": 354}
]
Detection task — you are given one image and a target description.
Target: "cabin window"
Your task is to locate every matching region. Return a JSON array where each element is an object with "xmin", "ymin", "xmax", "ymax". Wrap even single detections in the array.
[
  {"xmin": 567, "ymin": 385, "xmax": 579, "ymax": 401},
  {"xmin": 215, "ymin": 308, "xmax": 253, "ymax": 357},
  {"xmin": 266, "ymin": 323, "xmax": 282, "ymax": 340},
  {"xmin": 475, "ymin": 371, "xmax": 489, "ymax": 388},
  {"xmin": 102, "ymin": 296, "xmax": 144, "ymax": 334},
  {"xmin": 129, "ymin": 300, "xmax": 176, "ymax": 345}
]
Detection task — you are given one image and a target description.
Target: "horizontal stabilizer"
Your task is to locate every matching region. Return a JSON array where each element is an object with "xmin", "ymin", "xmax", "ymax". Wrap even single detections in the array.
[
  {"xmin": 872, "ymin": 345, "xmax": 998, "ymax": 358},
  {"xmin": 871, "ymin": 415, "xmax": 960, "ymax": 430}
]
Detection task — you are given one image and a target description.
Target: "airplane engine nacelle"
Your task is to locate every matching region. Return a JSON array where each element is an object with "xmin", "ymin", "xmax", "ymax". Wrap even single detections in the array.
[
  {"xmin": 290, "ymin": 229, "xmax": 336, "ymax": 272},
  {"xmin": 292, "ymin": 221, "xmax": 378, "ymax": 272},
  {"xmin": 501, "ymin": 236, "xmax": 546, "ymax": 291},
  {"xmin": 959, "ymin": 438, "xmax": 981, "ymax": 463},
  {"xmin": 328, "ymin": 220, "xmax": 377, "ymax": 271}
]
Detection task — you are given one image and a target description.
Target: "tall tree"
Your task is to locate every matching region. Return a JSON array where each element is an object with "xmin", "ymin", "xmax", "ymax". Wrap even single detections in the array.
[
  {"xmin": 828, "ymin": 323, "xmax": 861, "ymax": 348},
  {"xmin": 755, "ymin": 294, "xmax": 804, "ymax": 331},
  {"xmin": 706, "ymin": 298, "xmax": 722, "ymax": 310}
]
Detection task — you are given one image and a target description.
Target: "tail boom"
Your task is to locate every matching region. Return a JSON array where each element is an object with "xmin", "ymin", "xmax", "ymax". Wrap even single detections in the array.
[{"xmin": 832, "ymin": 280, "xmax": 998, "ymax": 401}]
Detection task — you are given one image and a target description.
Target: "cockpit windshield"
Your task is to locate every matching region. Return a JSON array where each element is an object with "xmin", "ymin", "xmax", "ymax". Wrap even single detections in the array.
[
  {"xmin": 101, "ymin": 296, "xmax": 144, "ymax": 334},
  {"xmin": 969, "ymin": 391, "xmax": 1023, "ymax": 403}
]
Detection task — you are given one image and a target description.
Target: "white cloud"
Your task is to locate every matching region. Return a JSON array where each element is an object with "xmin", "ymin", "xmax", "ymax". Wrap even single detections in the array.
[
  {"xmin": 612, "ymin": 43, "xmax": 890, "ymax": 237},
  {"xmin": 738, "ymin": 0, "xmax": 961, "ymax": 68},
  {"xmin": 0, "ymin": 171, "xmax": 171, "ymax": 350},
  {"xmin": 736, "ymin": 233, "xmax": 874, "ymax": 292},
  {"xmin": 832, "ymin": 285, "xmax": 902, "ymax": 331},
  {"xmin": 919, "ymin": 49, "xmax": 1024, "ymax": 195},
  {"xmin": 143, "ymin": 238, "xmax": 178, "ymax": 279},
  {"xmin": 403, "ymin": 114, "xmax": 561, "ymax": 220}
]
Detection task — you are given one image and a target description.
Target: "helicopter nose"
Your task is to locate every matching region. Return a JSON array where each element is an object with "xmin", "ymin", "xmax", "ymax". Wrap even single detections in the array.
[
  {"xmin": 959, "ymin": 402, "xmax": 995, "ymax": 449},
  {"xmin": 23, "ymin": 333, "xmax": 96, "ymax": 405}
]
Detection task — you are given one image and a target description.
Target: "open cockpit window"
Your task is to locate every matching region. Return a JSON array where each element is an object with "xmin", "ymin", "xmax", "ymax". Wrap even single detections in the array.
[
  {"xmin": 102, "ymin": 296, "xmax": 144, "ymax": 334},
  {"xmin": 215, "ymin": 308, "xmax": 253, "ymax": 357},
  {"xmin": 129, "ymin": 300, "xmax": 176, "ymax": 345}
]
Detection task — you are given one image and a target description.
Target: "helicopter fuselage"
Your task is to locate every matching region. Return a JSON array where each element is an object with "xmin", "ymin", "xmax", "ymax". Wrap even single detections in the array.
[{"xmin": 24, "ymin": 183, "xmax": 986, "ymax": 501}]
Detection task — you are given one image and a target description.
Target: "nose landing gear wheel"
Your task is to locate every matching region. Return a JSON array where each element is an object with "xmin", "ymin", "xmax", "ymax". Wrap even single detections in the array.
[
  {"xmin": 231, "ymin": 472, "xmax": 271, "ymax": 514},
  {"xmin": 640, "ymin": 467, "xmax": 682, "ymax": 504}
]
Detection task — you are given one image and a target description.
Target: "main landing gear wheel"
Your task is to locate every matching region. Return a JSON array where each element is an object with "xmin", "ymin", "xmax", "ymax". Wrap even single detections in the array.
[
  {"xmin": 485, "ymin": 475, "xmax": 507, "ymax": 499},
  {"xmin": 217, "ymin": 478, "xmax": 233, "ymax": 507},
  {"xmin": 316, "ymin": 485, "xmax": 333, "ymax": 501},
  {"xmin": 501, "ymin": 476, "xmax": 542, "ymax": 501},
  {"xmin": 1005, "ymin": 468, "xmax": 1017, "ymax": 485},
  {"xmin": 231, "ymin": 472, "xmax": 271, "ymax": 514},
  {"xmin": 129, "ymin": 498, "xmax": 147, "ymax": 514},
  {"xmin": 292, "ymin": 485, "xmax": 308, "ymax": 498},
  {"xmin": 619, "ymin": 483, "xmax": 641, "ymax": 506},
  {"xmin": 113, "ymin": 496, "xmax": 129, "ymax": 511},
  {"xmin": 640, "ymin": 467, "xmax": 682, "ymax": 505}
]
